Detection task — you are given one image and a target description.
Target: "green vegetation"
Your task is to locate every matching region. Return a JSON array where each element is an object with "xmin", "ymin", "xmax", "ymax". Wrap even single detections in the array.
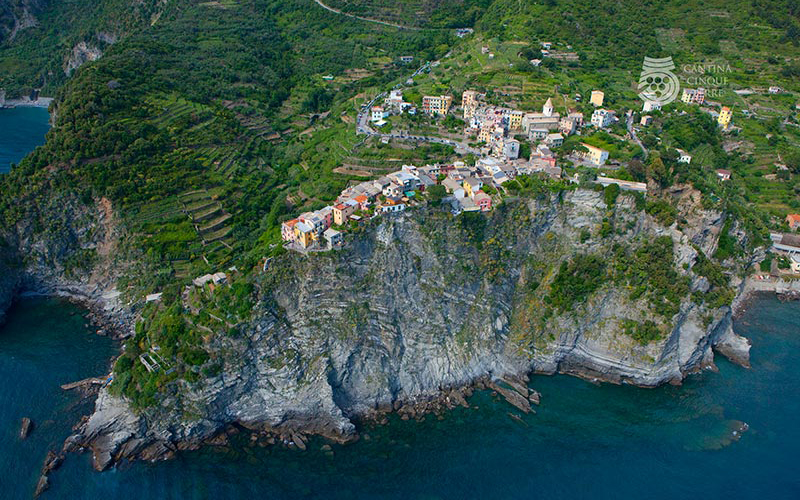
[
  {"xmin": 545, "ymin": 254, "xmax": 606, "ymax": 312},
  {"xmin": 621, "ymin": 319, "xmax": 663, "ymax": 345}
]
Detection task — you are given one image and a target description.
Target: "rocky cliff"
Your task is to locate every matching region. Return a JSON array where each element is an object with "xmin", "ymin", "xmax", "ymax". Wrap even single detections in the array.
[{"xmin": 62, "ymin": 188, "xmax": 751, "ymax": 470}]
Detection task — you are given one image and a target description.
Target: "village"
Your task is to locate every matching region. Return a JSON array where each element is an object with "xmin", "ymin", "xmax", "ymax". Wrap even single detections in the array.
[{"xmin": 282, "ymin": 80, "xmax": 741, "ymax": 252}]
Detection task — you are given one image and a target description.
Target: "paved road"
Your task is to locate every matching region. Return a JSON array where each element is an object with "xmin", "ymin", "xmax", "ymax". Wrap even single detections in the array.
[
  {"xmin": 354, "ymin": 61, "xmax": 482, "ymax": 155},
  {"xmin": 626, "ymin": 110, "xmax": 648, "ymax": 160},
  {"xmin": 313, "ymin": 0, "xmax": 422, "ymax": 30}
]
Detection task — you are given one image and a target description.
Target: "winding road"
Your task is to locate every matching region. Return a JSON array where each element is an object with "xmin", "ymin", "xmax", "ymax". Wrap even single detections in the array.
[{"xmin": 313, "ymin": 0, "xmax": 422, "ymax": 30}]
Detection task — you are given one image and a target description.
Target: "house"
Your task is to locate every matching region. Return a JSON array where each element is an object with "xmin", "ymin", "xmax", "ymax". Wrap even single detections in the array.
[
  {"xmin": 558, "ymin": 114, "xmax": 582, "ymax": 135},
  {"xmin": 281, "ymin": 219, "xmax": 299, "ymax": 242},
  {"xmin": 716, "ymin": 169, "xmax": 731, "ymax": 181},
  {"xmin": 791, "ymin": 254, "xmax": 800, "ymax": 273},
  {"xmin": 389, "ymin": 170, "xmax": 419, "ymax": 191},
  {"xmin": 530, "ymin": 59, "xmax": 542, "ymax": 67},
  {"xmin": 323, "ymin": 228, "xmax": 343, "ymax": 248},
  {"xmin": 146, "ymin": 293, "xmax": 163, "ymax": 303},
  {"xmin": 481, "ymin": 46, "xmax": 490, "ymax": 54},
  {"xmin": 529, "ymin": 128, "xmax": 548, "ymax": 141},
  {"xmin": 299, "ymin": 209, "xmax": 330, "ymax": 236},
  {"xmin": 768, "ymin": 86, "xmax": 783, "ymax": 94},
  {"xmin": 462, "ymin": 90, "xmax": 480, "ymax": 119},
  {"xmin": 676, "ymin": 149, "xmax": 692, "ymax": 164},
  {"xmin": 591, "ymin": 109, "xmax": 615, "ymax": 128},
  {"xmin": 371, "ymin": 106, "xmax": 388, "ymax": 122},
  {"xmin": 333, "ymin": 200, "xmax": 358, "ymax": 225},
  {"xmin": 382, "ymin": 182, "xmax": 404, "ymax": 198},
  {"xmin": 473, "ymin": 191, "xmax": 492, "ymax": 212},
  {"xmin": 380, "ymin": 202, "xmax": 406, "ymax": 213},
  {"xmin": 681, "ymin": 88, "xmax": 705, "ymax": 105},
  {"xmin": 545, "ymin": 133, "xmax": 564, "ymax": 148},
  {"xmin": 718, "ymin": 106, "xmax": 732, "ymax": 128},
  {"xmin": 459, "ymin": 196, "xmax": 480, "ymax": 212},
  {"xmin": 786, "ymin": 214, "xmax": 800, "ymax": 230},
  {"xmin": 642, "ymin": 101, "xmax": 661, "ymax": 112},
  {"xmin": 354, "ymin": 194, "xmax": 370, "ymax": 211},
  {"xmin": 503, "ymin": 138, "xmax": 520, "ymax": 159},
  {"xmin": 596, "ymin": 176, "xmax": 647, "ymax": 193},
  {"xmin": 294, "ymin": 221, "xmax": 315, "ymax": 248},
  {"xmin": 541, "ymin": 41, "xmax": 552, "ymax": 50},
  {"xmin": 442, "ymin": 177, "xmax": 465, "ymax": 199},
  {"xmin": 399, "ymin": 55, "xmax": 414, "ymax": 63},
  {"xmin": 579, "ymin": 143, "xmax": 609, "ymax": 166},
  {"xmin": 463, "ymin": 177, "xmax": 483, "ymax": 197},
  {"xmin": 640, "ymin": 115, "xmax": 653, "ymax": 126},
  {"xmin": 422, "ymin": 95, "xmax": 453, "ymax": 116},
  {"xmin": 590, "ymin": 90, "xmax": 604, "ymax": 107},
  {"xmin": 509, "ymin": 110, "xmax": 524, "ymax": 131}
]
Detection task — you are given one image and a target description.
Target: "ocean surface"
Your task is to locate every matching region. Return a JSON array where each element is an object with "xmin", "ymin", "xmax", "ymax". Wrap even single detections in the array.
[
  {"xmin": 0, "ymin": 295, "xmax": 798, "ymax": 499},
  {"xmin": 0, "ymin": 106, "xmax": 50, "ymax": 173}
]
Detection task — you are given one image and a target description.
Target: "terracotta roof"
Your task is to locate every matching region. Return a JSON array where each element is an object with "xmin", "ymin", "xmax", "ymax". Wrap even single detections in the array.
[
  {"xmin": 787, "ymin": 214, "xmax": 800, "ymax": 223},
  {"xmin": 283, "ymin": 219, "xmax": 299, "ymax": 228},
  {"xmin": 354, "ymin": 195, "xmax": 368, "ymax": 203}
]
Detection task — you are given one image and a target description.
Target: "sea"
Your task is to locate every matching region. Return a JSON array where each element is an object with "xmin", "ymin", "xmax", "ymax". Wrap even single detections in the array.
[
  {"xmin": 0, "ymin": 295, "xmax": 798, "ymax": 499},
  {"xmin": 0, "ymin": 106, "xmax": 50, "ymax": 173}
]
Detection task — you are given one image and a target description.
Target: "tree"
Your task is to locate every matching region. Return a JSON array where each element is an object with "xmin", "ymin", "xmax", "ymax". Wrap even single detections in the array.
[
  {"xmin": 628, "ymin": 159, "xmax": 646, "ymax": 181},
  {"xmin": 648, "ymin": 156, "xmax": 668, "ymax": 187},
  {"xmin": 426, "ymin": 184, "xmax": 447, "ymax": 205}
]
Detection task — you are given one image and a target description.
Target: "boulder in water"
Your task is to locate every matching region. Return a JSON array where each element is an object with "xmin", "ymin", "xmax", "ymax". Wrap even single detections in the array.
[{"xmin": 19, "ymin": 417, "xmax": 32, "ymax": 439}]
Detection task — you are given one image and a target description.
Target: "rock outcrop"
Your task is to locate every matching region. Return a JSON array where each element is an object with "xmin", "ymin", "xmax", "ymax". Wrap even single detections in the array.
[{"xmin": 64, "ymin": 189, "xmax": 753, "ymax": 469}]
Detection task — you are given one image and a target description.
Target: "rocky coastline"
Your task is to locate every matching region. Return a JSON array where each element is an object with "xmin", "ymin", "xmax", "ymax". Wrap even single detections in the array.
[{"xmin": 0, "ymin": 189, "xmax": 769, "ymax": 475}]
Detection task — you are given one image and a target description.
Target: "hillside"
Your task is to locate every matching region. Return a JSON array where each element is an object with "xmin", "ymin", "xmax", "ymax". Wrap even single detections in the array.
[{"xmin": 0, "ymin": 0, "xmax": 797, "ymax": 469}]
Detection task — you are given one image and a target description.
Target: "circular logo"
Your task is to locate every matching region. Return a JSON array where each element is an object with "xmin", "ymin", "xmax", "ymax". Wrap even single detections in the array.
[{"xmin": 638, "ymin": 56, "xmax": 680, "ymax": 106}]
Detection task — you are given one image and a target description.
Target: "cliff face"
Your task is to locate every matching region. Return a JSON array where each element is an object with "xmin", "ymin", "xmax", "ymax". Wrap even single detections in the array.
[
  {"xmin": 69, "ymin": 188, "xmax": 751, "ymax": 469},
  {"xmin": 0, "ymin": 190, "xmax": 126, "ymax": 326}
]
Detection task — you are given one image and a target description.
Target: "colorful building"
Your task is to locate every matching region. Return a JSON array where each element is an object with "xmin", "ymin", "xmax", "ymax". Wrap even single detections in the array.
[
  {"xmin": 579, "ymin": 143, "xmax": 609, "ymax": 166},
  {"xmin": 422, "ymin": 95, "xmax": 453, "ymax": 116},
  {"xmin": 718, "ymin": 106, "xmax": 732, "ymax": 128},
  {"xmin": 590, "ymin": 90, "xmax": 604, "ymax": 107}
]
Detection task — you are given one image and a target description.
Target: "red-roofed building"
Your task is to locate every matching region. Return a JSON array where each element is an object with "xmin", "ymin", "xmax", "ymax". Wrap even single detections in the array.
[
  {"xmin": 281, "ymin": 219, "xmax": 299, "ymax": 242},
  {"xmin": 716, "ymin": 169, "xmax": 731, "ymax": 181},
  {"xmin": 787, "ymin": 214, "xmax": 800, "ymax": 230},
  {"xmin": 354, "ymin": 194, "xmax": 370, "ymax": 211},
  {"xmin": 473, "ymin": 191, "xmax": 492, "ymax": 212}
]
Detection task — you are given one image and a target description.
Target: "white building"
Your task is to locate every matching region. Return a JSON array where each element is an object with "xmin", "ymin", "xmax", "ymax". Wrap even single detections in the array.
[
  {"xmin": 503, "ymin": 139, "xmax": 520, "ymax": 159},
  {"xmin": 642, "ymin": 101, "xmax": 661, "ymax": 112},
  {"xmin": 371, "ymin": 106, "xmax": 388, "ymax": 122},
  {"xmin": 676, "ymin": 149, "xmax": 692, "ymax": 164},
  {"xmin": 591, "ymin": 109, "xmax": 615, "ymax": 128}
]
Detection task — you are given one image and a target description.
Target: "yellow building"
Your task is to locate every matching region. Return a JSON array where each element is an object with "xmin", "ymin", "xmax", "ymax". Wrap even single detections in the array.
[
  {"xmin": 590, "ymin": 90, "xmax": 604, "ymax": 107},
  {"xmin": 509, "ymin": 110, "xmax": 524, "ymax": 131},
  {"xmin": 462, "ymin": 90, "xmax": 478, "ymax": 119},
  {"xmin": 478, "ymin": 124, "xmax": 493, "ymax": 143},
  {"xmin": 422, "ymin": 95, "xmax": 453, "ymax": 116},
  {"xmin": 294, "ymin": 222, "xmax": 316, "ymax": 248},
  {"xmin": 463, "ymin": 177, "xmax": 483, "ymax": 198},
  {"xmin": 718, "ymin": 106, "xmax": 732, "ymax": 128},
  {"xmin": 579, "ymin": 143, "xmax": 609, "ymax": 166}
]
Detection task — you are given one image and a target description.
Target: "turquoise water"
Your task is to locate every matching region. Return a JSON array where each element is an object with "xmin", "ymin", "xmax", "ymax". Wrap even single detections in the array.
[
  {"xmin": 1, "ymin": 295, "xmax": 799, "ymax": 499},
  {"xmin": 0, "ymin": 106, "xmax": 50, "ymax": 173}
]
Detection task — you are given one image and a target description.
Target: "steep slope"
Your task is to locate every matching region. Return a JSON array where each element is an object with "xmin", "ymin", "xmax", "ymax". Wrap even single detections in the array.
[{"xmin": 68, "ymin": 189, "xmax": 750, "ymax": 470}]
